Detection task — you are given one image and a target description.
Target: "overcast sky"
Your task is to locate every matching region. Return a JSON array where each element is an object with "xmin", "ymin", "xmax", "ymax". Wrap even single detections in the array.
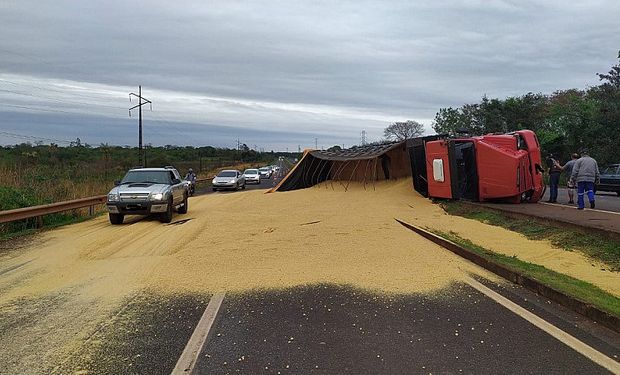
[{"xmin": 1, "ymin": 0, "xmax": 618, "ymax": 150}]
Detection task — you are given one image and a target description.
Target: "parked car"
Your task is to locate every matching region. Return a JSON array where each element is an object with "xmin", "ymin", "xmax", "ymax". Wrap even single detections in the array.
[
  {"xmin": 598, "ymin": 164, "xmax": 620, "ymax": 196},
  {"xmin": 259, "ymin": 167, "xmax": 273, "ymax": 179},
  {"xmin": 243, "ymin": 168, "xmax": 261, "ymax": 184},
  {"xmin": 106, "ymin": 167, "xmax": 189, "ymax": 225},
  {"xmin": 212, "ymin": 170, "xmax": 246, "ymax": 191}
]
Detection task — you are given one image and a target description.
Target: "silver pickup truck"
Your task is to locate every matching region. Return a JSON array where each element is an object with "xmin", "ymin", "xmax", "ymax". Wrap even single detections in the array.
[{"xmin": 106, "ymin": 167, "xmax": 189, "ymax": 224}]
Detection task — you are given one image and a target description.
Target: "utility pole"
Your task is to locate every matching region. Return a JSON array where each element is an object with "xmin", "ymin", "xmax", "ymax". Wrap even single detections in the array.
[
  {"xmin": 129, "ymin": 86, "xmax": 152, "ymax": 166},
  {"xmin": 298, "ymin": 145, "xmax": 301, "ymax": 153},
  {"xmin": 314, "ymin": 137, "xmax": 318, "ymax": 149},
  {"xmin": 361, "ymin": 130, "xmax": 367, "ymax": 146}
]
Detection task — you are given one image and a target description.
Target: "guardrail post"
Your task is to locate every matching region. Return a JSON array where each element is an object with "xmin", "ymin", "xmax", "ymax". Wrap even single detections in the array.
[
  {"xmin": 36, "ymin": 216, "xmax": 43, "ymax": 228},
  {"xmin": 89, "ymin": 205, "xmax": 94, "ymax": 216}
]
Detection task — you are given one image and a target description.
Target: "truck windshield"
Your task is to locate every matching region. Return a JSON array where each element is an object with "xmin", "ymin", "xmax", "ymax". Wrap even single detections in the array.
[{"xmin": 121, "ymin": 171, "xmax": 171, "ymax": 184}]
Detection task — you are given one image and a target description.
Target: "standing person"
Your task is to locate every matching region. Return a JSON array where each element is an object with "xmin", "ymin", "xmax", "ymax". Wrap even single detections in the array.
[
  {"xmin": 556, "ymin": 153, "xmax": 579, "ymax": 204},
  {"xmin": 570, "ymin": 150, "xmax": 600, "ymax": 210},
  {"xmin": 546, "ymin": 154, "xmax": 561, "ymax": 203}
]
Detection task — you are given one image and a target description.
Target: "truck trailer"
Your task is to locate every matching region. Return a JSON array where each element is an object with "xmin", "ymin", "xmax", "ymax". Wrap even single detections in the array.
[{"xmin": 408, "ymin": 130, "xmax": 544, "ymax": 203}]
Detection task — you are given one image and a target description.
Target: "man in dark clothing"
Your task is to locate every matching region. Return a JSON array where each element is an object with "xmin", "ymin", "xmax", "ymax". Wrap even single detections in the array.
[{"xmin": 546, "ymin": 154, "xmax": 561, "ymax": 203}]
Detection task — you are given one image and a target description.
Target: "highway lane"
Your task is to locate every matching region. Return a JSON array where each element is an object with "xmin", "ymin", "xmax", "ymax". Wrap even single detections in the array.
[
  {"xmin": 543, "ymin": 187, "xmax": 620, "ymax": 213},
  {"xmin": 194, "ymin": 281, "xmax": 619, "ymax": 374}
]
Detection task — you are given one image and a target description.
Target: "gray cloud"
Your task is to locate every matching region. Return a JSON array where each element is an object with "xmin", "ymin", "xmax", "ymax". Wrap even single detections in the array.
[{"xmin": 1, "ymin": 0, "xmax": 619, "ymax": 149}]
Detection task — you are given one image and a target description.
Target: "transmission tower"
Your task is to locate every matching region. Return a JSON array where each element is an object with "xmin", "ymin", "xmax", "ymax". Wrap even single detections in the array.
[
  {"xmin": 129, "ymin": 86, "xmax": 152, "ymax": 166},
  {"xmin": 361, "ymin": 130, "xmax": 367, "ymax": 146}
]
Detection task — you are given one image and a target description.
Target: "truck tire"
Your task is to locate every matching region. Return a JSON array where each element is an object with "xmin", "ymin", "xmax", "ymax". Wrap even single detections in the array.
[
  {"xmin": 242, "ymin": 183, "xmax": 246, "ymax": 190},
  {"xmin": 178, "ymin": 194, "xmax": 188, "ymax": 214},
  {"xmin": 160, "ymin": 197, "xmax": 173, "ymax": 223},
  {"xmin": 109, "ymin": 213, "xmax": 124, "ymax": 225}
]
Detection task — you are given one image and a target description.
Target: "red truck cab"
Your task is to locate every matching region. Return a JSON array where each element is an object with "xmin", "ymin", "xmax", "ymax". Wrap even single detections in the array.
[{"xmin": 408, "ymin": 130, "xmax": 544, "ymax": 203}]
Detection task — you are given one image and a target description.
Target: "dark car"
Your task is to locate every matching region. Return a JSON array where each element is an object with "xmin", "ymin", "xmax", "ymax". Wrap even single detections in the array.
[{"xmin": 598, "ymin": 164, "xmax": 620, "ymax": 196}]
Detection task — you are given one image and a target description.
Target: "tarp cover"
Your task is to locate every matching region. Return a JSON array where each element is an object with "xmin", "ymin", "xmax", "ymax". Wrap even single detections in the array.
[{"xmin": 272, "ymin": 141, "xmax": 406, "ymax": 192}]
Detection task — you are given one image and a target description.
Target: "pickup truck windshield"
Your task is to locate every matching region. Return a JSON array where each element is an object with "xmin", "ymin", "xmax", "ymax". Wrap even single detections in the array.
[
  {"xmin": 218, "ymin": 171, "xmax": 237, "ymax": 177},
  {"xmin": 121, "ymin": 171, "xmax": 171, "ymax": 184}
]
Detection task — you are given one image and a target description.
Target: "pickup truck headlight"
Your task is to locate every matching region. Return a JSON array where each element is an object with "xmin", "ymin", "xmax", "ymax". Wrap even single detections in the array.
[
  {"xmin": 150, "ymin": 192, "xmax": 165, "ymax": 201},
  {"xmin": 107, "ymin": 193, "xmax": 119, "ymax": 202}
]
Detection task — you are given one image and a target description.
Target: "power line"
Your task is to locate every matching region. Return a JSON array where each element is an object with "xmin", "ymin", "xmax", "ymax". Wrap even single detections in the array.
[
  {"xmin": 0, "ymin": 88, "xmax": 125, "ymax": 110},
  {"xmin": 0, "ymin": 103, "xmax": 77, "ymax": 115},
  {"xmin": 0, "ymin": 130, "xmax": 73, "ymax": 144}
]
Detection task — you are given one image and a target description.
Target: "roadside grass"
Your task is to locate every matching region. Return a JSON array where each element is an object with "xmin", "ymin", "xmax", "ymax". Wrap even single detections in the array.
[
  {"xmin": 440, "ymin": 201, "xmax": 620, "ymax": 272},
  {"xmin": 432, "ymin": 229, "xmax": 620, "ymax": 318}
]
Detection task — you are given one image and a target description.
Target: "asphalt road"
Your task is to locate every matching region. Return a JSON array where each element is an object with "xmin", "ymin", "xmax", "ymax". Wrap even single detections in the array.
[
  {"xmin": 195, "ymin": 282, "xmax": 619, "ymax": 374},
  {"xmin": 543, "ymin": 187, "xmax": 620, "ymax": 213},
  {"xmin": 195, "ymin": 161, "xmax": 289, "ymax": 196}
]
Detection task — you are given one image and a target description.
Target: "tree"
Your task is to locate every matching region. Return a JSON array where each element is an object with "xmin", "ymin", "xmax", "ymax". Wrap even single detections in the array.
[
  {"xmin": 383, "ymin": 120, "xmax": 424, "ymax": 141},
  {"xmin": 327, "ymin": 145, "xmax": 342, "ymax": 152}
]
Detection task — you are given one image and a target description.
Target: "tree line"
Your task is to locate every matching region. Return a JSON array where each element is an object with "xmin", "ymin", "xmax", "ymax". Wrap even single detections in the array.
[{"xmin": 432, "ymin": 51, "xmax": 620, "ymax": 165}]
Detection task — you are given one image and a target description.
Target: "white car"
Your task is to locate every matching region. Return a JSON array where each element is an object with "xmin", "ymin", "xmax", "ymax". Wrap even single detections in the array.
[
  {"xmin": 259, "ymin": 167, "xmax": 272, "ymax": 179},
  {"xmin": 212, "ymin": 170, "xmax": 246, "ymax": 191},
  {"xmin": 243, "ymin": 168, "xmax": 261, "ymax": 184}
]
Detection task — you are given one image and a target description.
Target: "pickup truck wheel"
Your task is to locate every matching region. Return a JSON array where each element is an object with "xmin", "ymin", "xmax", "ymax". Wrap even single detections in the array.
[
  {"xmin": 212, "ymin": 187, "xmax": 217, "ymax": 192},
  {"xmin": 160, "ymin": 198, "xmax": 173, "ymax": 223},
  {"xmin": 109, "ymin": 213, "xmax": 124, "ymax": 225},
  {"xmin": 178, "ymin": 194, "xmax": 188, "ymax": 214}
]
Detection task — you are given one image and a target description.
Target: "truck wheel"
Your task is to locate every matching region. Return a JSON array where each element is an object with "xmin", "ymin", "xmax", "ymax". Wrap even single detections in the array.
[
  {"xmin": 160, "ymin": 198, "xmax": 173, "ymax": 223},
  {"xmin": 242, "ymin": 183, "xmax": 246, "ymax": 190},
  {"xmin": 212, "ymin": 187, "xmax": 217, "ymax": 192},
  {"xmin": 178, "ymin": 194, "xmax": 188, "ymax": 214},
  {"xmin": 617, "ymin": 192, "xmax": 620, "ymax": 196},
  {"xmin": 109, "ymin": 213, "xmax": 124, "ymax": 225}
]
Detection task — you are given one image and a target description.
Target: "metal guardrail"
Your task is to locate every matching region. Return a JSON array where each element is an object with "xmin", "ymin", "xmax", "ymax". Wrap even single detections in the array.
[
  {"xmin": 0, "ymin": 174, "xmax": 260, "ymax": 227},
  {"xmin": 0, "ymin": 195, "xmax": 107, "ymax": 226}
]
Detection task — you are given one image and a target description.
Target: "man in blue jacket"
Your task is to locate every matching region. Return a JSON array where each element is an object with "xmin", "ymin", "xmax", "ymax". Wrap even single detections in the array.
[{"xmin": 570, "ymin": 150, "xmax": 600, "ymax": 210}]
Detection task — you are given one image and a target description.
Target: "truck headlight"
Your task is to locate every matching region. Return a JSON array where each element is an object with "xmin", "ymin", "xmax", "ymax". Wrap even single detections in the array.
[
  {"xmin": 108, "ymin": 193, "xmax": 119, "ymax": 202},
  {"xmin": 150, "ymin": 192, "xmax": 164, "ymax": 201}
]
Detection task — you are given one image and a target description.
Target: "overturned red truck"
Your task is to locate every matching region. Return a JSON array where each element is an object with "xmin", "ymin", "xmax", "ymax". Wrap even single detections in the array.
[{"xmin": 407, "ymin": 130, "xmax": 544, "ymax": 203}]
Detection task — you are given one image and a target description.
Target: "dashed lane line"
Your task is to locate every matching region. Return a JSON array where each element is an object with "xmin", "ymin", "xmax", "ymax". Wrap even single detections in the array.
[
  {"xmin": 465, "ymin": 276, "xmax": 620, "ymax": 374},
  {"xmin": 171, "ymin": 292, "xmax": 226, "ymax": 375}
]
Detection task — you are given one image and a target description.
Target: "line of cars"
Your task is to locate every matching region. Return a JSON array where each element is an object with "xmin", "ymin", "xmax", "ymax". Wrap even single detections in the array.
[{"xmin": 211, "ymin": 164, "xmax": 280, "ymax": 191}]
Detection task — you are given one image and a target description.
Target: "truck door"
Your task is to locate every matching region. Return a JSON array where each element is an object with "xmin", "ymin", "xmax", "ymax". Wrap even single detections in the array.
[{"xmin": 425, "ymin": 140, "xmax": 452, "ymax": 199}]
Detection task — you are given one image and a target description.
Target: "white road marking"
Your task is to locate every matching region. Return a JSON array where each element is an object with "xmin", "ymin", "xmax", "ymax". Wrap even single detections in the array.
[
  {"xmin": 465, "ymin": 277, "xmax": 620, "ymax": 374},
  {"xmin": 539, "ymin": 202, "xmax": 620, "ymax": 216},
  {"xmin": 171, "ymin": 292, "xmax": 226, "ymax": 375}
]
